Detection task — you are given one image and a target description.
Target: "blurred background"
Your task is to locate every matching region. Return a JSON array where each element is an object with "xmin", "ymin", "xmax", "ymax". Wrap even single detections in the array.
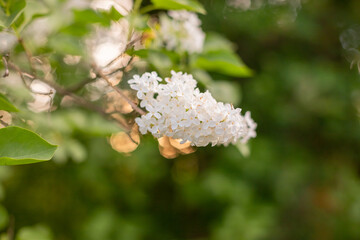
[{"xmin": 2, "ymin": 0, "xmax": 360, "ymax": 239}]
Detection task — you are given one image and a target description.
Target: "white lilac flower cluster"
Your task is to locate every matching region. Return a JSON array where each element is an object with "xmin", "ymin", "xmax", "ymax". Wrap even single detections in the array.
[
  {"xmin": 158, "ymin": 10, "xmax": 205, "ymax": 53},
  {"xmin": 128, "ymin": 71, "xmax": 257, "ymax": 147}
]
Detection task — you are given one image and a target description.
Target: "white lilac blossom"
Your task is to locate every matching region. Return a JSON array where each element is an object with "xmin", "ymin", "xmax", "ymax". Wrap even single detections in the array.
[
  {"xmin": 28, "ymin": 80, "xmax": 56, "ymax": 113},
  {"xmin": 128, "ymin": 71, "xmax": 257, "ymax": 147},
  {"xmin": 91, "ymin": 0, "xmax": 133, "ymax": 15},
  {"xmin": 87, "ymin": 21, "xmax": 129, "ymax": 68},
  {"xmin": 0, "ymin": 32, "xmax": 17, "ymax": 53},
  {"xmin": 158, "ymin": 10, "xmax": 205, "ymax": 53},
  {"xmin": 86, "ymin": 0, "xmax": 133, "ymax": 100},
  {"xmin": 88, "ymin": 0, "xmax": 132, "ymax": 68},
  {"xmin": 88, "ymin": 0, "xmax": 135, "ymax": 69}
]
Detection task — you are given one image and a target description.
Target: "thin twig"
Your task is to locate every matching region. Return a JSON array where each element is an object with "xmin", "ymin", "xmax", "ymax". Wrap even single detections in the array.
[
  {"xmin": 67, "ymin": 77, "xmax": 97, "ymax": 92},
  {"xmin": 8, "ymin": 62, "xmax": 133, "ymax": 132},
  {"xmin": 8, "ymin": 62, "xmax": 52, "ymax": 95},
  {"xmin": 92, "ymin": 64, "xmax": 146, "ymax": 115},
  {"xmin": 17, "ymin": 38, "xmax": 36, "ymax": 75},
  {"xmin": 11, "ymin": 39, "xmax": 139, "ymax": 143},
  {"xmin": 2, "ymin": 54, "xmax": 9, "ymax": 77},
  {"xmin": 8, "ymin": 61, "xmax": 32, "ymax": 90},
  {"xmin": 125, "ymin": 34, "xmax": 143, "ymax": 50},
  {"xmin": 101, "ymin": 33, "xmax": 140, "ymax": 70}
]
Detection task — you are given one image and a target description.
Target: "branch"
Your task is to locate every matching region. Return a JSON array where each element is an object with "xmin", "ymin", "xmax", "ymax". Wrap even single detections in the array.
[
  {"xmin": 92, "ymin": 64, "xmax": 146, "ymax": 115},
  {"xmin": 17, "ymin": 37, "xmax": 36, "ymax": 75},
  {"xmin": 8, "ymin": 62, "xmax": 133, "ymax": 133},
  {"xmin": 2, "ymin": 54, "xmax": 9, "ymax": 77},
  {"xmin": 12, "ymin": 36, "xmax": 140, "ymax": 143},
  {"xmin": 66, "ymin": 77, "xmax": 97, "ymax": 92}
]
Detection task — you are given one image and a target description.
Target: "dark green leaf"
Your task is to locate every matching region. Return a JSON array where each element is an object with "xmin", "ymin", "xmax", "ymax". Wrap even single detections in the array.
[
  {"xmin": 0, "ymin": 93, "xmax": 19, "ymax": 112},
  {"xmin": 150, "ymin": 0, "xmax": 206, "ymax": 14},
  {"xmin": 0, "ymin": 126, "xmax": 57, "ymax": 165}
]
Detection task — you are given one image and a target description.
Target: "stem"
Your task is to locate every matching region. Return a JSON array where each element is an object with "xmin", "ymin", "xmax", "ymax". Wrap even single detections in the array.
[
  {"xmin": 16, "ymin": 36, "xmax": 36, "ymax": 75},
  {"xmin": 139, "ymin": 5, "xmax": 159, "ymax": 14},
  {"xmin": 92, "ymin": 64, "xmax": 146, "ymax": 116},
  {"xmin": 133, "ymin": 0, "xmax": 143, "ymax": 13},
  {"xmin": 67, "ymin": 77, "xmax": 97, "ymax": 92},
  {"xmin": 8, "ymin": 62, "xmax": 133, "ymax": 132}
]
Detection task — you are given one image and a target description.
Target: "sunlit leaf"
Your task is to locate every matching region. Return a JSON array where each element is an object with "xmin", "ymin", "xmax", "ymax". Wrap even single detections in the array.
[
  {"xmin": 192, "ymin": 50, "xmax": 253, "ymax": 77},
  {"xmin": 150, "ymin": 0, "xmax": 206, "ymax": 14},
  {"xmin": 73, "ymin": 9, "xmax": 110, "ymax": 26},
  {"xmin": 0, "ymin": 0, "xmax": 26, "ymax": 27},
  {"xmin": 16, "ymin": 0, "xmax": 49, "ymax": 32},
  {"xmin": 203, "ymin": 32, "xmax": 235, "ymax": 53},
  {"xmin": 0, "ymin": 126, "xmax": 57, "ymax": 165}
]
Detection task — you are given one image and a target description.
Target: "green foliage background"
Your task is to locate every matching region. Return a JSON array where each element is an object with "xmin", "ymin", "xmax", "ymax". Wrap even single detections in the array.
[{"xmin": 1, "ymin": 0, "xmax": 360, "ymax": 239}]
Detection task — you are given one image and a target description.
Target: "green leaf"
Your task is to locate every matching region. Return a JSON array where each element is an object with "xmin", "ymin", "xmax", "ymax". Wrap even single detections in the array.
[
  {"xmin": 106, "ymin": 6, "xmax": 123, "ymax": 21},
  {"xmin": 0, "ymin": 8, "xmax": 6, "ymax": 28},
  {"xmin": 16, "ymin": 0, "xmax": 49, "ymax": 32},
  {"xmin": 0, "ymin": 126, "xmax": 57, "ymax": 165},
  {"xmin": 0, "ymin": 93, "xmax": 19, "ymax": 112},
  {"xmin": 73, "ymin": 7, "xmax": 123, "ymax": 26},
  {"xmin": 192, "ymin": 50, "xmax": 253, "ymax": 77},
  {"xmin": 0, "ymin": 0, "xmax": 26, "ymax": 27},
  {"xmin": 203, "ymin": 32, "xmax": 236, "ymax": 53},
  {"xmin": 73, "ymin": 9, "xmax": 110, "ymax": 26},
  {"xmin": 150, "ymin": 0, "xmax": 206, "ymax": 14},
  {"xmin": 60, "ymin": 7, "xmax": 123, "ymax": 37}
]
